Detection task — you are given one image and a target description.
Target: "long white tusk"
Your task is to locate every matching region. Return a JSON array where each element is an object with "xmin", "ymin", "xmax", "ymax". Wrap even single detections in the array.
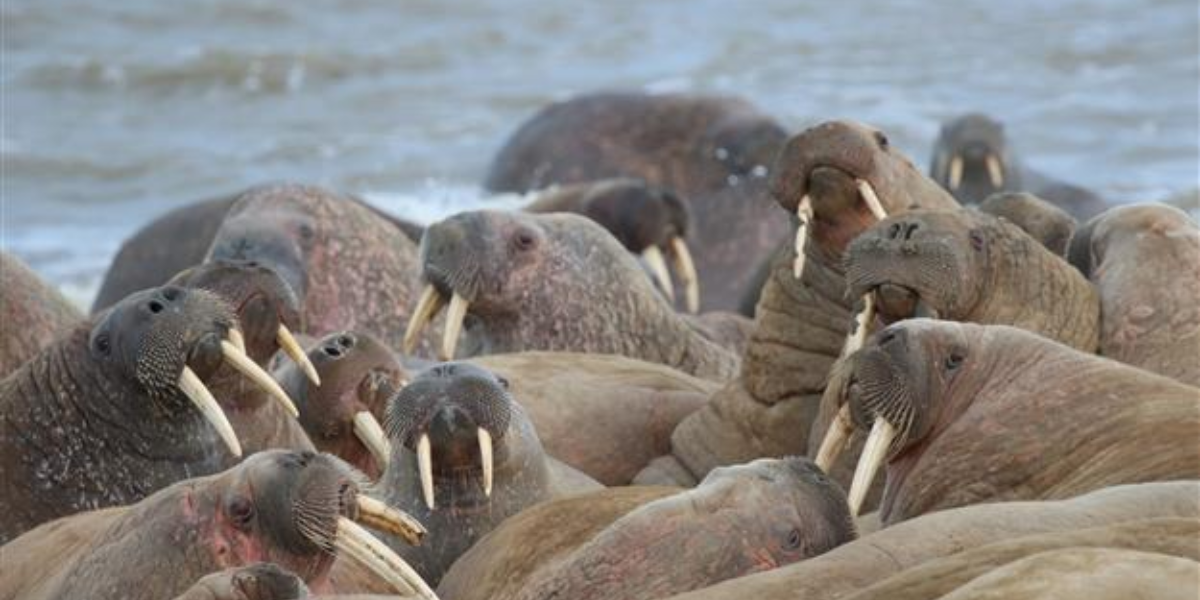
[
  {"xmin": 355, "ymin": 495, "xmax": 426, "ymax": 546},
  {"xmin": 478, "ymin": 428, "xmax": 494, "ymax": 498},
  {"xmin": 815, "ymin": 404, "xmax": 854, "ymax": 473},
  {"xmin": 220, "ymin": 339, "xmax": 300, "ymax": 418},
  {"xmin": 668, "ymin": 237, "xmax": 700, "ymax": 314},
  {"xmin": 404, "ymin": 284, "xmax": 446, "ymax": 355},
  {"xmin": 641, "ymin": 246, "xmax": 675, "ymax": 302},
  {"xmin": 856, "ymin": 179, "xmax": 889, "ymax": 221},
  {"xmin": 794, "ymin": 195, "xmax": 814, "ymax": 279},
  {"xmin": 335, "ymin": 516, "xmax": 440, "ymax": 600},
  {"xmin": 354, "ymin": 411, "xmax": 392, "ymax": 473},
  {"xmin": 228, "ymin": 328, "xmax": 246, "ymax": 353},
  {"xmin": 848, "ymin": 417, "xmax": 897, "ymax": 517},
  {"xmin": 440, "ymin": 292, "xmax": 469, "ymax": 361},
  {"xmin": 948, "ymin": 155, "xmax": 964, "ymax": 191},
  {"xmin": 986, "ymin": 154, "xmax": 1005, "ymax": 188},
  {"xmin": 179, "ymin": 366, "xmax": 242, "ymax": 457},
  {"xmin": 840, "ymin": 294, "xmax": 876, "ymax": 359},
  {"xmin": 417, "ymin": 433, "xmax": 435, "ymax": 510},
  {"xmin": 277, "ymin": 324, "xmax": 320, "ymax": 387}
]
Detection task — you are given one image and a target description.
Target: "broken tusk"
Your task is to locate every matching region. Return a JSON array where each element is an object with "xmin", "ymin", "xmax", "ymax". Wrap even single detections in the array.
[
  {"xmin": 848, "ymin": 417, "xmax": 897, "ymax": 517},
  {"xmin": 335, "ymin": 516, "xmax": 440, "ymax": 600},
  {"xmin": 354, "ymin": 411, "xmax": 392, "ymax": 473},
  {"xmin": 793, "ymin": 195, "xmax": 814, "ymax": 280},
  {"xmin": 668, "ymin": 237, "xmax": 701, "ymax": 314},
  {"xmin": 220, "ymin": 339, "xmax": 300, "ymax": 418},
  {"xmin": 840, "ymin": 294, "xmax": 876, "ymax": 359},
  {"xmin": 641, "ymin": 246, "xmax": 675, "ymax": 302},
  {"xmin": 355, "ymin": 495, "xmax": 426, "ymax": 546},
  {"xmin": 404, "ymin": 285, "xmax": 446, "ymax": 355},
  {"xmin": 440, "ymin": 293, "xmax": 469, "ymax": 362},
  {"xmin": 178, "ymin": 366, "xmax": 242, "ymax": 457},
  {"xmin": 277, "ymin": 324, "xmax": 320, "ymax": 387},
  {"xmin": 416, "ymin": 433, "xmax": 435, "ymax": 511}
]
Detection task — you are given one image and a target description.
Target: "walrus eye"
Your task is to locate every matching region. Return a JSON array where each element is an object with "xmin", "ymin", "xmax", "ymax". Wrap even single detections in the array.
[
  {"xmin": 944, "ymin": 352, "xmax": 965, "ymax": 371},
  {"xmin": 512, "ymin": 229, "xmax": 537, "ymax": 252},
  {"xmin": 228, "ymin": 496, "xmax": 256, "ymax": 529},
  {"xmin": 298, "ymin": 223, "xmax": 316, "ymax": 245},
  {"xmin": 495, "ymin": 376, "xmax": 510, "ymax": 390},
  {"xmin": 968, "ymin": 230, "xmax": 986, "ymax": 252},
  {"xmin": 785, "ymin": 528, "xmax": 803, "ymax": 550},
  {"xmin": 92, "ymin": 333, "xmax": 112, "ymax": 357},
  {"xmin": 874, "ymin": 131, "xmax": 889, "ymax": 150}
]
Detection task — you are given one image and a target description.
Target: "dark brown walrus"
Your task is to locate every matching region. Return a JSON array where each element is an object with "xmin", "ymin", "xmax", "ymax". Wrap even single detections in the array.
[
  {"xmin": 403, "ymin": 210, "xmax": 740, "ymax": 381},
  {"xmin": 639, "ymin": 120, "xmax": 959, "ymax": 486},
  {"xmin": 1068, "ymin": 203, "xmax": 1200, "ymax": 387},
  {"xmin": 816, "ymin": 319, "xmax": 1200, "ymax": 524},
  {"xmin": 0, "ymin": 251, "xmax": 83, "ymax": 378},
  {"xmin": 485, "ymin": 91, "xmax": 792, "ymax": 314},
  {"xmin": 0, "ymin": 450, "xmax": 435, "ymax": 600},
  {"xmin": 0, "ymin": 285, "xmax": 294, "ymax": 543},
  {"xmin": 663, "ymin": 481, "xmax": 1200, "ymax": 600}
]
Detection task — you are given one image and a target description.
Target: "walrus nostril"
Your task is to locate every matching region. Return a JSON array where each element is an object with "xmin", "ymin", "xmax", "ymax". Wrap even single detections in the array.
[
  {"xmin": 338, "ymin": 335, "xmax": 355, "ymax": 348},
  {"xmin": 160, "ymin": 287, "xmax": 182, "ymax": 302},
  {"xmin": 879, "ymin": 330, "xmax": 898, "ymax": 345},
  {"xmin": 147, "ymin": 300, "xmax": 165, "ymax": 314},
  {"xmin": 322, "ymin": 345, "xmax": 343, "ymax": 358}
]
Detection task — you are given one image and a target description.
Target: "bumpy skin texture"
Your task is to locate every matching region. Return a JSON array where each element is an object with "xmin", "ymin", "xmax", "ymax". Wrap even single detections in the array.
[
  {"xmin": 168, "ymin": 260, "xmax": 315, "ymax": 461},
  {"xmin": 648, "ymin": 121, "xmax": 959, "ymax": 486},
  {"xmin": 485, "ymin": 91, "xmax": 792, "ymax": 313},
  {"xmin": 843, "ymin": 319, "xmax": 1200, "ymax": 525},
  {"xmin": 0, "ymin": 252, "xmax": 83, "ymax": 378},
  {"xmin": 0, "ymin": 286, "xmax": 237, "ymax": 543},
  {"xmin": 172, "ymin": 563, "xmax": 309, "ymax": 600},
  {"xmin": 1068, "ymin": 203, "xmax": 1200, "ymax": 387},
  {"xmin": 928, "ymin": 113, "xmax": 1108, "ymax": 219},
  {"xmin": 510, "ymin": 458, "xmax": 855, "ymax": 600},
  {"xmin": 208, "ymin": 184, "xmax": 425, "ymax": 353},
  {"xmin": 419, "ymin": 210, "xmax": 738, "ymax": 380},
  {"xmin": 0, "ymin": 451, "xmax": 362, "ymax": 600},
  {"xmin": 663, "ymin": 481, "xmax": 1200, "ymax": 600},
  {"xmin": 523, "ymin": 178, "xmax": 689, "ymax": 253},
  {"xmin": 276, "ymin": 331, "xmax": 408, "ymax": 479},
  {"xmin": 977, "ymin": 191, "xmax": 1077, "ymax": 256}
]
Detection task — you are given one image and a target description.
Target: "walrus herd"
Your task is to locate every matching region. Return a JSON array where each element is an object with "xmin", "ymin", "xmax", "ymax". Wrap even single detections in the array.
[{"xmin": 1, "ymin": 90, "xmax": 1197, "ymax": 599}]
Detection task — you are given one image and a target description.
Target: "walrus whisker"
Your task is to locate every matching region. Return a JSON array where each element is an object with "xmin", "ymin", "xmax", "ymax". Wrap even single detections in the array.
[
  {"xmin": 355, "ymin": 495, "xmax": 427, "ymax": 546},
  {"xmin": 278, "ymin": 324, "xmax": 321, "ymax": 386},
  {"xmin": 668, "ymin": 236, "xmax": 701, "ymax": 314},
  {"xmin": 335, "ymin": 516, "xmax": 440, "ymax": 599},
  {"xmin": 948, "ymin": 155, "xmax": 964, "ymax": 190},
  {"xmin": 219, "ymin": 339, "xmax": 300, "ymax": 418},
  {"xmin": 855, "ymin": 179, "xmax": 889, "ymax": 221},
  {"xmin": 440, "ymin": 292, "xmax": 469, "ymax": 361},
  {"xmin": 353, "ymin": 411, "xmax": 392, "ymax": 472},
  {"xmin": 478, "ymin": 428, "xmax": 494, "ymax": 498},
  {"xmin": 793, "ymin": 194, "xmax": 814, "ymax": 279},
  {"xmin": 986, "ymin": 154, "xmax": 1005, "ymax": 188},
  {"xmin": 815, "ymin": 404, "xmax": 854, "ymax": 473},
  {"xmin": 641, "ymin": 245, "xmax": 675, "ymax": 302},
  {"xmin": 178, "ymin": 366, "xmax": 242, "ymax": 457},
  {"xmin": 848, "ymin": 417, "xmax": 896, "ymax": 516},
  {"xmin": 417, "ymin": 433, "xmax": 436, "ymax": 510},
  {"xmin": 404, "ymin": 285, "xmax": 446, "ymax": 355}
]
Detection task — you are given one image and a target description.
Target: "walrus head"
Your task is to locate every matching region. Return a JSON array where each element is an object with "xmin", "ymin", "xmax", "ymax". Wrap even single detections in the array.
[
  {"xmin": 929, "ymin": 113, "xmax": 1017, "ymax": 204},
  {"xmin": 978, "ymin": 191, "xmax": 1077, "ymax": 256},
  {"xmin": 1067, "ymin": 203, "xmax": 1198, "ymax": 278},
  {"xmin": 277, "ymin": 331, "xmax": 408, "ymax": 479}
]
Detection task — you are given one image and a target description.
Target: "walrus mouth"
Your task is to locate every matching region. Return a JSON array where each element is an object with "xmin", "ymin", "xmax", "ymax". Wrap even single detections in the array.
[
  {"xmin": 330, "ymin": 493, "xmax": 438, "ymax": 599},
  {"xmin": 402, "ymin": 284, "xmax": 469, "ymax": 361},
  {"xmin": 947, "ymin": 153, "xmax": 1005, "ymax": 191},
  {"xmin": 412, "ymin": 427, "xmax": 495, "ymax": 511},
  {"xmin": 640, "ymin": 237, "xmax": 701, "ymax": 313},
  {"xmin": 870, "ymin": 284, "xmax": 940, "ymax": 325},
  {"xmin": 793, "ymin": 178, "xmax": 889, "ymax": 280}
]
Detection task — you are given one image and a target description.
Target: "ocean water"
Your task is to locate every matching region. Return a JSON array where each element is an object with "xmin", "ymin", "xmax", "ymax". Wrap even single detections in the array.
[{"xmin": 2, "ymin": 0, "xmax": 1197, "ymax": 307}]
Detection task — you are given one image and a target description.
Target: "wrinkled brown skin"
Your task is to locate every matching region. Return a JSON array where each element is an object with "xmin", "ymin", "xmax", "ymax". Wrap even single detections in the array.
[
  {"xmin": 0, "ymin": 252, "xmax": 83, "ymax": 378},
  {"xmin": 511, "ymin": 458, "xmax": 855, "ymax": 600},
  {"xmin": 485, "ymin": 91, "xmax": 792, "ymax": 314},
  {"xmin": 1068, "ymin": 203, "xmax": 1200, "ymax": 387},
  {"xmin": 663, "ymin": 481, "xmax": 1200, "ymax": 600},
  {"xmin": 0, "ymin": 286, "xmax": 237, "ymax": 543},
  {"xmin": 172, "ymin": 563, "xmax": 310, "ymax": 600},
  {"xmin": 167, "ymin": 260, "xmax": 315, "ymax": 461},
  {"xmin": 645, "ymin": 121, "xmax": 959, "ymax": 488},
  {"xmin": 838, "ymin": 519, "xmax": 1200, "ymax": 600},
  {"xmin": 275, "ymin": 331, "xmax": 408, "ymax": 479},
  {"xmin": 207, "ymin": 184, "xmax": 426, "ymax": 353},
  {"xmin": 929, "ymin": 112, "xmax": 1109, "ymax": 219},
  {"xmin": 419, "ymin": 210, "xmax": 739, "ymax": 380},
  {"xmin": 977, "ymin": 191, "xmax": 1077, "ymax": 256},
  {"xmin": 471, "ymin": 352, "xmax": 716, "ymax": 486},
  {"xmin": 0, "ymin": 451, "xmax": 362, "ymax": 600},
  {"xmin": 847, "ymin": 319, "xmax": 1200, "ymax": 525}
]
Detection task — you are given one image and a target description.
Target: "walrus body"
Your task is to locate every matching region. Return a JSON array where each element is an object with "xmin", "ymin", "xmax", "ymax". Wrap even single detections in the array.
[
  {"xmin": 0, "ymin": 252, "xmax": 83, "ymax": 378},
  {"xmin": 1068, "ymin": 203, "xmax": 1200, "ymax": 387},
  {"xmin": 977, "ymin": 191, "xmax": 1077, "ymax": 256},
  {"xmin": 485, "ymin": 91, "xmax": 792, "ymax": 313}
]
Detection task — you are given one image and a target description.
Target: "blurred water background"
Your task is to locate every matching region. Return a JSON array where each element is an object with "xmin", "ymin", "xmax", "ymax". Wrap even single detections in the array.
[{"xmin": 2, "ymin": 0, "xmax": 1197, "ymax": 307}]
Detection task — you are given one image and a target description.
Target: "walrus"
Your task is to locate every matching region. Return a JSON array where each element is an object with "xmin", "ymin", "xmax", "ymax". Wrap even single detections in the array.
[
  {"xmin": 332, "ymin": 361, "xmax": 601, "ymax": 590},
  {"xmin": 641, "ymin": 120, "xmax": 959, "ymax": 486},
  {"xmin": 0, "ymin": 251, "xmax": 83, "ymax": 378},
  {"xmin": 977, "ymin": 191, "xmax": 1077, "ymax": 256},
  {"xmin": 403, "ymin": 210, "xmax": 739, "ymax": 380},
  {"xmin": 0, "ymin": 285, "xmax": 304, "ymax": 542},
  {"xmin": 661, "ymin": 481, "xmax": 1200, "ymax": 600},
  {"xmin": 816, "ymin": 319, "xmax": 1200, "ymax": 523},
  {"xmin": 485, "ymin": 91, "xmax": 792, "ymax": 314},
  {"xmin": 929, "ymin": 113, "xmax": 1109, "ymax": 219},
  {"xmin": 172, "ymin": 563, "xmax": 310, "ymax": 600},
  {"xmin": 0, "ymin": 450, "xmax": 436, "ymax": 600},
  {"xmin": 1067, "ymin": 203, "xmax": 1200, "ymax": 387}
]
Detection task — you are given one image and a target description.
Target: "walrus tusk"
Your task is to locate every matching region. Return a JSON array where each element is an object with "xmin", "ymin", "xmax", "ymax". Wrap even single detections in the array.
[
  {"xmin": 641, "ymin": 246, "xmax": 675, "ymax": 302},
  {"xmin": 355, "ymin": 495, "xmax": 426, "ymax": 546},
  {"xmin": 793, "ymin": 195, "xmax": 814, "ymax": 279},
  {"xmin": 986, "ymin": 154, "xmax": 1005, "ymax": 188},
  {"xmin": 178, "ymin": 366, "xmax": 242, "ymax": 457},
  {"xmin": 228, "ymin": 328, "xmax": 246, "ymax": 353},
  {"xmin": 948, "ymin": 155, "xmax": 964, "ymax": 191},
  {"xmin": 815, "ymin": 404, "xmax": 854, "ymax": 473},
  {"xmin": 335, "ymin": 516, "xmax": 440, "ymax": 600},
  {"xmin": 277, "ymin": 324, "xmax": 320, "ymax": 386},
  {"xmin": 404, "ymin": 284, "xmax": 446, "ymax": 355},
  {"xmin": 848, "ymin": 417, "xmax": 897, "ymax": 517},
  {"xmin": 478, "ymin": 428, "xmax": 494, "ymax": 498},
  {"xmin": 668, "ymin": 237, "xmax": 700, "ymax": 314},
  {"xmin": 417, "ymin": 433, "xmax": 435, "ymax": 510},
  {"xmin": 354, "ymin": 411, "xmax": 392, "ymax": 472},
  {"xmin": 440, "ymin": 292, "xmax": 469, "ymax": 361},
  {"xmin": 220, "ymin": 340, "xmax": 300, "ymax": 418},
  {"xmin": 840, "ymin": 295, "xmax": 876, "ymax": 359},
  {"xmin": 855, "ymin": 179, "xmax": 889, "ymax": 221}
]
